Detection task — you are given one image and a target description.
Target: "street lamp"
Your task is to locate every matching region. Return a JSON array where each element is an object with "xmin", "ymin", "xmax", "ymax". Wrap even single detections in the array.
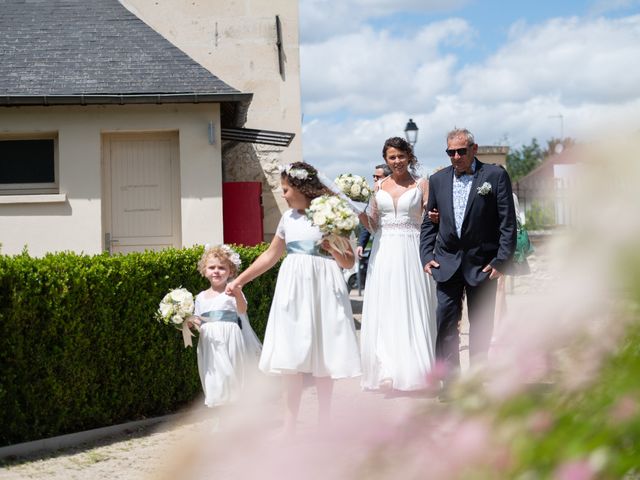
[{"xmin": 404, "ymin": 118, "xmax": 418, "ymax": 147}]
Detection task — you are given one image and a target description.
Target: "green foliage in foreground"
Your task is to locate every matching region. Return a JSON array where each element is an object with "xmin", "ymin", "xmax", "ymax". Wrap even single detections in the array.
[
  {"xmin": 500, "ymin": 316, "xmax": 640, "ymax": 478},
  {"xmin": 488, "ymin": 254, "xmax": 640, "ymax": 478},
  {"xmin": 0, "ymin": 244, "xmax": 278, "ymax": 446}
]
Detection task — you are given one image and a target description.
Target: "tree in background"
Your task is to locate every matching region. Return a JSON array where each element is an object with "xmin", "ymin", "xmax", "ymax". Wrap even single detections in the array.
[
  {"xmin": 506, "ymin": 138, "xmax": 544, "ymax": 182},
  {"xmin": 545, "ymin": 137, "xmax": 576, "ymax": 156},
  {"xmin": 506, "ymin": 137, "xmax": 576, "ymax": 182}
]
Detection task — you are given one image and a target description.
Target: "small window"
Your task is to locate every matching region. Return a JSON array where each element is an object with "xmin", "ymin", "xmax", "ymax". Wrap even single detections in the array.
[{"xmin": 0, "ymin": 135, "xmax": 58, "ymax": 194}]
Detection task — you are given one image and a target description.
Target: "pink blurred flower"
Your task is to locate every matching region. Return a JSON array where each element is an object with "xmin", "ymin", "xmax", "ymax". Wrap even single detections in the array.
[
  {"xmin": 448, "ymin": 418, "xmax": 491, "ymax": 463},
  {"xmin": 425, "ymin": 360, "xmax": 450, "ymax": 389},
  {"xmin": 554, "ymin": 459, "xmax": 595, "ymax": 480},
  {"xmin": 610, "ymin": 395, "xmax": 638, "ymax": 423},
  {"xmin": 528, "ymin": 410, "xmax": 554, "ymax": 436}
]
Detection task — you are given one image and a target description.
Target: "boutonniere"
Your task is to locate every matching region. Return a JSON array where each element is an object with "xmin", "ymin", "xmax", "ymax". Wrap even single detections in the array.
[{"xmin": 477, "ymin": 182, "xmax": 492, "ymax": 196}]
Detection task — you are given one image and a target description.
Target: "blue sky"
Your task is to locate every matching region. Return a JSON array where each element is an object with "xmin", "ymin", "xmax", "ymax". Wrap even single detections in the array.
[{"xmin": 298, "ymin": 0, "xmax": 640, "ymax": 180}]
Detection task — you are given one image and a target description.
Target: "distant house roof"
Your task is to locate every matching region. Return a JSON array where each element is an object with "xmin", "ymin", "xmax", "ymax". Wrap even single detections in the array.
[
  {"xmin": 516, "ymin": 148, "xmax": 578, "ymax": 191},
  {"xmin": 0, "ymin": 0, "xmax": 251, "ymax": 124}
]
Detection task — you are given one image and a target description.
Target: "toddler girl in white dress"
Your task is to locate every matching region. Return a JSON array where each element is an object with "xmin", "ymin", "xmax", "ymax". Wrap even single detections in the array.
[{"xmin": 190, "ymin": 245, "xmax": 261, "ymax": 407}]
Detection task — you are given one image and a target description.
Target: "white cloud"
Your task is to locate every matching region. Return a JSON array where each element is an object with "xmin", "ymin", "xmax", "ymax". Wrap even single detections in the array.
[
  {"xmin": 300, "ymin": 13, "xmax": 640, "ymax": 183},
  {"xmin": 588, "ymin": 0, "xmax": 640, "ymax": 15},
  {"xmin": 299, "ymin": 0, "xmax": 469, "ymax": 43},
  {"xmin": 458, "ymin": 16, "xmax": 640, "ymax": 104},
  {"xmin": 301, "ymin": 19, "xmax": 472, "ymax": 116}
]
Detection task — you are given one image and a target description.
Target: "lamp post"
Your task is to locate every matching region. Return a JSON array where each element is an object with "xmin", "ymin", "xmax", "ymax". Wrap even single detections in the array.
[{"xmin": 404, "ymin": 118, "xmax": 418, "ymax": 147}]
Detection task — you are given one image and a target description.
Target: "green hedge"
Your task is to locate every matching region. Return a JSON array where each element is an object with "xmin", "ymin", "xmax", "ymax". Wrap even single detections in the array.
[{"xmin": 0, "ymin": 244, "xmax": 279, "ymax": 447}]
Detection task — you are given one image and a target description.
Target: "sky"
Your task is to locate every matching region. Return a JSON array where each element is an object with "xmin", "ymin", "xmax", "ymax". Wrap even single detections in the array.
[{"xmin": 298, "ymin": 0, "xmax": 640, "ymax": 180}]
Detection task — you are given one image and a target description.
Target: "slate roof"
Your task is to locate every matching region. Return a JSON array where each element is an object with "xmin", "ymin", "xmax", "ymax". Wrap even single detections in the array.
[{"xmin": 0, "ymin": 0, "xmax": 252, "ymax": 116}]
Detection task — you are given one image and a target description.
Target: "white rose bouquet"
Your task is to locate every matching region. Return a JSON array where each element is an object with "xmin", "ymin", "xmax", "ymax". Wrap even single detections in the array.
[
  {"xmin": 334, "ymin": 173, "xmax": 372, "ymax": 203},
  {"xmin": 306, "ymin": 194, "xmax": 359, "ymax": 255},
  {"xmin": 156, "ymin": 287, "xmax": 196, "ymax": 347}
]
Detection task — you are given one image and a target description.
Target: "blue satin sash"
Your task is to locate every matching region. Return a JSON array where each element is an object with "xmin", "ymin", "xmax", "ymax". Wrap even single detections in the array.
[
  {"xmin": 200, "ymin": 310, "xmax": 241, "ymax": 328},
  {"xmin": 286, "ymin": 240, "xmax": 330, "ymax": 257}
]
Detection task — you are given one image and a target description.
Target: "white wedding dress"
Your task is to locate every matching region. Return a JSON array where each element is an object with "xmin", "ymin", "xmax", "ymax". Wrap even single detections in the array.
[{"xmin": 360, "ymin": 178, "xmax": 437, "ymax": 391}]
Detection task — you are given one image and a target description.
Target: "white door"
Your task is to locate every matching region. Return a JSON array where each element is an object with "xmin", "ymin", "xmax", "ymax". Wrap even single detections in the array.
[{"xmin": 102, "ymin": 132, "xmax": 181, "ymax": 254}]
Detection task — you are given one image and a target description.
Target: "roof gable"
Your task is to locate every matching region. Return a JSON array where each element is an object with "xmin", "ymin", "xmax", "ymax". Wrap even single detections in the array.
[{"xmin": 0, "ymin": 0, "xmax": 247, "ymax": 103}]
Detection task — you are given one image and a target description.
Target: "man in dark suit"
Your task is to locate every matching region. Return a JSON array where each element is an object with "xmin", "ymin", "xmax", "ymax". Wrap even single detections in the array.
[{"xmin": 420, "ymin": 128, "xmax": 517, "ymax": 372}]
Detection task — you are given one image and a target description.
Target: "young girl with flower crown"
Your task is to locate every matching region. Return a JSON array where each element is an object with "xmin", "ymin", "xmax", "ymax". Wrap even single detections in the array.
[
  {"xmin": 226, "ymin": 162, "xmax": 361, "ymax": 436},
  {"xmin": 189, "ymin": 245, "xmax": 261, "ymax": 408}
]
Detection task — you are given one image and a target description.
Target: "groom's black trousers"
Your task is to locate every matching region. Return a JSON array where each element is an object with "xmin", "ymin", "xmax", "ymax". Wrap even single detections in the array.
[{"xmin": 435, "ymin": 268, "xmax": 498, "ymax": 370}]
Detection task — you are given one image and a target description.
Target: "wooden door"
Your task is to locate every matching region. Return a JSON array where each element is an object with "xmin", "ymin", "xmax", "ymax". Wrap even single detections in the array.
[{"xmin": 102, "ymin": 132, "xmax": 181, "ymax": 254}]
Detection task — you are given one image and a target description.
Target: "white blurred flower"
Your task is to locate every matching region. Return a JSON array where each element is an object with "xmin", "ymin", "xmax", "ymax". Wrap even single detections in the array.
[
  {"xmin": 220, "ymin": 244, "xmax": 242, "ymax": 268},
  {"xmin": 159, "ymin": 302, "xmax": 172, "ymax": 318},
  {"xmin": 334, "ymin": 173, "xmax": 371, "ymax": 202},
  {"xmin": 313, "ymin": 212, "xmax": 327, "ymax": 226},
  {"xmin": 306, "ymin": 194, "xmax": 358, "ymax": 238},
  {"xmin": 477, "ymin": 182, "xmax": 492, "ymax": 196},
  {"xmin": 156, "ymin": 287, "xmax": 194, "ymax": 327},
  {"xmin": 281, "ymin": 163, "xmax": 310, "ymax": 180}
]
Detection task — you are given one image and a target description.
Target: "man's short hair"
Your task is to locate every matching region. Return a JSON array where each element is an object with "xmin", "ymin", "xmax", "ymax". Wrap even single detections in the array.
[
  {"xmin": 447, "ymin": 128, "xmax": 475, "ymax": 146},
  {"xmin": 375, "ymin": 164, "xmax": 392, "ymax": 177}
]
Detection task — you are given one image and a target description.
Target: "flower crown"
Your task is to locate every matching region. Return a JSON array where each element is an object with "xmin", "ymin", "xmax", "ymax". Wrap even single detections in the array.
[
  {"xmin": 204, "ymin": 243, "xmax": 242, "ymax": 269},
  {"xmin": 280, "ymin": 163, "xmax": 313, "ymax": 181}
]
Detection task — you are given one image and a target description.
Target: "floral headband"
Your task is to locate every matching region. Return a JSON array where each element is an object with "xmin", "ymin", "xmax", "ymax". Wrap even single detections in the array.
[
  {"xmin": 204, "ymin": 243, "xmax": 242, "ymax": 269},
  {"xmin": 280, "ymin": 163, "xmax": 313, "ymax": 181}
]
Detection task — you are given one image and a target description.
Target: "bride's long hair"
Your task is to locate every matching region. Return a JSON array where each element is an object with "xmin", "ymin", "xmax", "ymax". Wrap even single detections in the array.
[{"xmin": 382, "ymin": 137, "xmax": 420, "ymax": 177}]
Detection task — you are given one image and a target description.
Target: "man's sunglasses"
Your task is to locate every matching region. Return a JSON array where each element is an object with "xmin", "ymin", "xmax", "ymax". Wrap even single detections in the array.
[
  {"xmin": 445, "ymin": 147, "xmax": 470, "ymax": 157},
  {"xmin": 373, "ymin": 175, "xmax": 382, "ymax": 180}
]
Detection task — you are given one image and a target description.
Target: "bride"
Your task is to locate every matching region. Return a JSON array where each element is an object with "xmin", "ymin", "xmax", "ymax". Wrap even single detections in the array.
[{"xmin": 359, "ymin": 136, "xmax": 438, "ymax": 391}]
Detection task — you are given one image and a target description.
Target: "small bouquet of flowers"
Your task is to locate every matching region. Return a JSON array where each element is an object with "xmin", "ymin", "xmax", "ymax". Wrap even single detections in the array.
[
  {"xmin": 306, "ymin": 195, "xmax": 359, "ymax": 255},
  {"xmin": 156, "ymin": 287, "xmax": 196, "ymax": 347},
  {"xmin": 334, "ymin": 173, "xmax": 372, "ymax": 203}
]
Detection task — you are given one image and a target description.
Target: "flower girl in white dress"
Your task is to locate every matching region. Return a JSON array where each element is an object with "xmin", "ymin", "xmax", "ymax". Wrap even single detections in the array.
[
  {"xmin": 189, "ymin": 245, "xmax": 261, "ymax": 407},
  {"xmin": 226, "ymin": 162, "xmax": 361, "ymax": 436}
]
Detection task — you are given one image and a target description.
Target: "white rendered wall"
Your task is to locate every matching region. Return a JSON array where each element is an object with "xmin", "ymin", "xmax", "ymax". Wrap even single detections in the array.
[{"xmin": 0, "ymin": 104, "xmax": 223, "ymax": 256}]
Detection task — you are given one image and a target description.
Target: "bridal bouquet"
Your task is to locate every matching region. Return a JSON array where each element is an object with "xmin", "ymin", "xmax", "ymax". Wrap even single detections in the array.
[
  {"xmin": 157, "ymin": 287, "xmax": 196, "ymax": 347},
  {"xmin": 306, "ymin": 195, "xmax": 358, "ymax": 255},
  {"xmin": 334, "ymin": 173, "xmax": 372, "ymax": 203}
]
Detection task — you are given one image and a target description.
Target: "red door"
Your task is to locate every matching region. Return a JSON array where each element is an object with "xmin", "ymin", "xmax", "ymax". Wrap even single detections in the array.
[{"xmin": 222, "ymin": 182, "xmax": 264, "ymax": 246}]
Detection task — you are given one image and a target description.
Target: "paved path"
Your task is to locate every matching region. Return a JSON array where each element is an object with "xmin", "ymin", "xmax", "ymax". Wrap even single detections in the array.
[{"xmin": 0, "ymin": 238, "xmax": 553, "ymax": 480}]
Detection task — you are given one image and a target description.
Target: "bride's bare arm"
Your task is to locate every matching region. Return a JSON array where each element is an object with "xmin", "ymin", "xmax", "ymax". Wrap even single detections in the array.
[{"xmin": 359, "ymin": 184, "xmax": 380, "ymax": 233}]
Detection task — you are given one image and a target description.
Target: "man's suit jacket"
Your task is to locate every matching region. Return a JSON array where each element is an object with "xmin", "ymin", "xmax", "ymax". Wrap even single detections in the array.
[
  {"xmin": 419, "ymin": 160, "xmax": 517, "ymax": 286},
  {"xmin": 358, "ymin": 227, "xmax": 371, "ymax": 249}
]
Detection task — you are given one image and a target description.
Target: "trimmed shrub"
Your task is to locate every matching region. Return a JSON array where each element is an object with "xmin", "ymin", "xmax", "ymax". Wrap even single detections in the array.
[{"xmin": 0, "ymin": 244, "xmax": 278, "ymax": 446}]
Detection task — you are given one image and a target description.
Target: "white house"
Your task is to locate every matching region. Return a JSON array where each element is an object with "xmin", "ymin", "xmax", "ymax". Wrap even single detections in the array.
[{"xmin": 0, "ymin": 0, "xmax": 296, "ymax": 256}]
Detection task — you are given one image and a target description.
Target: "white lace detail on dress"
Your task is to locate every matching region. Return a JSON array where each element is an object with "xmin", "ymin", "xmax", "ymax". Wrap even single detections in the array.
[{"xmin": 379, "ymin": 217, "xmax": 420, "ymax": 232}]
